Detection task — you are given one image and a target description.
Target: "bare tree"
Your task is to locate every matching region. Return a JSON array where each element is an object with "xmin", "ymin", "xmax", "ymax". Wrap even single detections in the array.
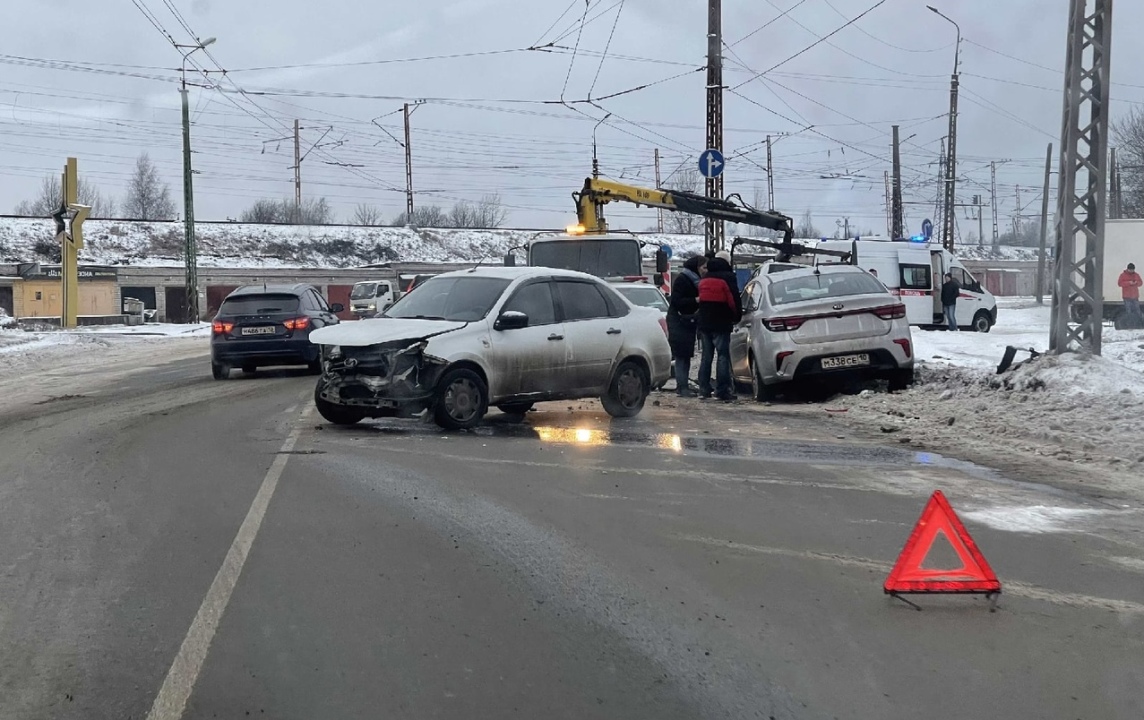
[
  {"xmin": 14, "ymin": 175, "xmax": 116, "ymax": 217},
  {"xmin": 795, "ymin": 209, "xmax": 820, "ymax": 238},
  {"xmin": 1113, "ymin": 107, "xmax": 1144, "ymax": 218},
  {"xmin": 663, "ymin": 168, "xmax": 703, "ymax": 235},
  {"xmin": 240, "ymin": 199, "xmax": 282, "ymax": 223},
  {"xmin": 392, "ymin": 205, "xmax": 448, "ymax": 227},
  {"xmin": 123, "ymin": 153, "xmax": 176, "ymax": 220},
  {"xmin": 352, "ymin": 203, "xmax": 383, "ymax": 226},
  {"xmin": 239, "ymin": 197, "xmax": 335, "ymax": 224},
  {"xmin": 448, "ymin": 193, "xmax": 509, "ymax": 228}
]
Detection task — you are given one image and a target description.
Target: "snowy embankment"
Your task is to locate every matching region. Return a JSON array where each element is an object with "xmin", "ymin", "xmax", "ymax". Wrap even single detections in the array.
[{"xmin": 833, "ymin": 298, "xmax": 1144, "ymax": 489}]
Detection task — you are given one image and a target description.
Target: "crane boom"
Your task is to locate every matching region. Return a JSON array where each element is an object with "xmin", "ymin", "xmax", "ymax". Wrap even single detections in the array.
[{"xmin": 573, "ymin": 177, "xmax": 794, "ymax": 243}]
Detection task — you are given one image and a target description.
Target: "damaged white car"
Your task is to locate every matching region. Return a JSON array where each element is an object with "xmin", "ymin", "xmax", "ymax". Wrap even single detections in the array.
[{"xmin": 309, "ymin": 267, "xmax": 672, "ymax": 430}]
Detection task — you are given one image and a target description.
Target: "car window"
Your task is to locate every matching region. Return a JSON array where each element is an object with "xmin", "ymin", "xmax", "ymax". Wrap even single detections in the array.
[
  {"xmin": 900, "ymin": 264, "xmax": 931, "ymax": 290},
  {"xmin": 598, "ymin": 283, "xmax": 631, "ymax": 317},
  {"xmin": 556, "ymin": 280, "xmax": 610, "ymax": 321},
  {"xmin": 502, "ymin": 281, "xmax": 557, "ymax": 325},
  {"xmin": 951, "ymin": 267, "xmax": 978, "ymax": 291},
  {"xmin": 616, "ymin": 286, "xmax": 667, "ymax": 311},
  {"xmin": 385, "ymin": 276, "xmax": 511, "ymax": 322},
  {"xmin": 313, "ymin": 291, "xmax": 330, "ymax": 312},
  {"xmin": 768, "ymin": 272, "xmax": 887, "ymax": 306},
  {"xmin": 529, "ymin": 240, "xmax": 643, "ymax": 278},
  {"xmin": 219, "ymin": 294, "xmax": 301, "ymax": 315},
  {"xmin": 350, "ymin": 283, "xmax": 377, "ymax": 300}
]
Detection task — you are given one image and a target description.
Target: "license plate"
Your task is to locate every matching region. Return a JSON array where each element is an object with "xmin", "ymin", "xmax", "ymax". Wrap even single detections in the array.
[
  {"xmin": 821, "ymin": 353, "xmax": 870, "ymax": 369},
  {"xmin": 241, "ymin": 326, "xmax": 276, "ymax": 336}
]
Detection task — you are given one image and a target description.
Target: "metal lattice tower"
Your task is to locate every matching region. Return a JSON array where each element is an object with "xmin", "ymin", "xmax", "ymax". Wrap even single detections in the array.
[{"xmin": 1050, "ymin": 0, "xmax": 1113, "ymax": 355}]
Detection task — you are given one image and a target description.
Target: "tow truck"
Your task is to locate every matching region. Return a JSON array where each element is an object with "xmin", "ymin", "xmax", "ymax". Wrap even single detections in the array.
[{"xmin": 505, "ymin": 178, "xmax": 798, "ymax": 287}]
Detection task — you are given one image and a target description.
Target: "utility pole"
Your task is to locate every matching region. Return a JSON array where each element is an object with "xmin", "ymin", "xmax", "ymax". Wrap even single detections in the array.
[
  {"xmin": 935, "ymin": 138, "xmax": 946, "ymax": 241},
  {"xmin": 655, "ymin": 151, "xmax": 666, "ymax": 234},
  {"xmin": 1013, "ymin": 185, "xmax": 1022, "ymax": 240},
  {"xmin": 174, "ymin": 36, "xmax": 214, "ymax": 323},
  {"xmin": 974, "ymin": 194, "xmax": 984, "ymax": 246},
  {"xmin": 403, "ymin": 103, "xmax": 415, "ymax": 218},
  {"xmin": 704, "ymin": 0, "xmax": 724, "ymax": 253},
  {"xmin": 1109, "ymin": 147, "xmax": 1121, "ymax": 219},
  {"xmin": 766, "ymin": 135, "xmax": 775, "ymax": 210},
  {"xmin": 928, "ymin": 5, "xmax": 961, "ymax": 252},
  {"xmin": 891, "ymin": 124, "xmax": 904, "ymax": 239},
  {"xmin": 1051, "ymin": 0, "xmax": 1111, "ymax": 355},
  {"xmin": 293, "ymin": 119, "xmax": 301, "ymax": 210},
  {"xmin": 1037, "ymin": 142, "xmax": 1054, "ymax": 304},
  {"xmin": 990, "ymin": 161, "xmax": 1000, "ymax": 248},
  {"xmin": 884, "ymin": 171, "xmax": 892, "ymax": 238}
]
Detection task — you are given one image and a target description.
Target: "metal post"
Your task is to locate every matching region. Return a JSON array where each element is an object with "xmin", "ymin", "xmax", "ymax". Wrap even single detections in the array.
[
  {"xmin": 403, "ymin": 103, "xmax": 414, "ymax": 218},
  {"xmin": 976, "ymin": 195, "xmax": 984, "ymax": 246},
  {"xmin": 180, "ymin": 78, "xmax": 199, "ymax": 323},
  {"xmin": 766, "ymin": 135, "xmax": 775, "ymax": 210},
  {"xmin": 1013, "ymin": 185, "xmax": 1022, "ymax": 239},
  {"xmin": 654, "ymin": 149, "xmax": 664, "ymax": 233},
  {"xmin": 294, "ymin": 119, "xmax": 301, "ymax": 211},
  {"xmin": 928, "ymin": 6, "xmax": 961, "ymax": 252},
  {"xmin": 935, "ymin": 138, "xmax": 946, "ymax": 242},
  {"xmin": 1050, "ymin": 0, "xmax": 1112, "ymax": 355},
  {"xmin": 1109, "ymin": 147, "xmax": 1121, "ymax": 218},
  {"xmin": 884, "ymin": 171, "xmax": 892, "ymax": 238},
  {"xmin": 704, "ymin": 0, "xmax": 724, "ymax": 253},
  {"xmin": 990, "ymin": 161, "xmax": 1000, "ymax": 248},
  {"xmin": 61, "ymin": 158, "xmax": 79, "ymax": 329},
  {"xmin": 891, "ymin": 125, "xmax": 904, "ymax": 239},
  {"xmin": 1037, "ymin": 143, "xmax": 1054, "ymax": 304}
]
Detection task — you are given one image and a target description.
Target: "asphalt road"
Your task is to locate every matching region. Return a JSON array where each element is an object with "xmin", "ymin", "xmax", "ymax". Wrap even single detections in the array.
[{"xmin": 2, "ymin": 350, "xmax": 1143, "ymax": 719}]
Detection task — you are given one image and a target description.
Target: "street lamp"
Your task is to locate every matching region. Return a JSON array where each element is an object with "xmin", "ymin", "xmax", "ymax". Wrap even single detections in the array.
[
  {"xmin": 172, "ymin": 37, "xmax": 215, "ymax": 323},
  {"xmin": 927, "ymin": 6, "xmax": 960, "ymax": 252}
]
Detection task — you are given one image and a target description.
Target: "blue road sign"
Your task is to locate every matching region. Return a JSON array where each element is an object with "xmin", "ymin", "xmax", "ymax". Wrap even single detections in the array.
[
  {"xmin": 921, "ymin": 218, "xmax": 933, "ymax": 240},
  {"xmin": 699, "ymin": 148, "xmax": 725, "ymax": 179},
  {"xmin": 660, "ymin": 244, "xmax": 673, "ymax": 260}
]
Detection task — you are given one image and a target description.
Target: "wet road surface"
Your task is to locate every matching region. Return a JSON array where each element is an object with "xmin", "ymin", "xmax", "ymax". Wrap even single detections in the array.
[{"xmin": 1, "ymin": 354, "xmax": 1142, "ymax": 719}]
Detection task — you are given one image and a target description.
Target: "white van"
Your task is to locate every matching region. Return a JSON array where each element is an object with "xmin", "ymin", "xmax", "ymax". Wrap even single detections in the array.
[
  {"xmin": 349, "ymin": 280, "xmax": 397, "ymax": 318},
  {"xmin": 813, "ymin": 239, "xmax": 998, "ymax": 332}
]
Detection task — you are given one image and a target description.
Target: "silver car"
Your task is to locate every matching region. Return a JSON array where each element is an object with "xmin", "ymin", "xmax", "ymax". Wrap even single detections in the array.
[
  {"xmin": 730, "ymin": 265, "xmax": 914, "ymax": 400},
  {"xmin": 612, "ymin": 283, "xmax": 669, "ymax": 316}
]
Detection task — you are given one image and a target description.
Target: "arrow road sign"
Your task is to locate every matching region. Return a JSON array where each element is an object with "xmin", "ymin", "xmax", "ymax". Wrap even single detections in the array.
[{"xmin": 699, "ymin": 148, "xmax": 725, "ymax": 179}]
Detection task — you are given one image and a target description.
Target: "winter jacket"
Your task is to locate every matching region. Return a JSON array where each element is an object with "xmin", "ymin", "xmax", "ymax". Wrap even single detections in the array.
[
  {"xmin": 940, "ymin": 279, "xmax": 960, "ymax": 306},
  {"xmin": 698, "ymin": 258, "xmax": 742, "ymax": 333},
  {"xmin": 1118, "ymin": 270, "xmax": 1142, "ymax": 300},
  {"xmin": 667, "ymin": 269, "xmax": 701, "ymax": 357}
]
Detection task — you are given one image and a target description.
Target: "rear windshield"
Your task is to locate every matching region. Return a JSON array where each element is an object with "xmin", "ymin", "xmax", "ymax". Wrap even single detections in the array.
[
  {"xmin": 530, "ymin": 240, "xmax": 642, "ymax": 278},
  {"xmin": 350, "ymin": 283, "xmax": 378, "ymax": 300},
  {"xmin": 768, "ymin": 272, "xmax": 886, "ymax": 306},
  {"xmin": 617, "ymin": 286, "xmax": 668, "ymax": 311},
  {"xmin": 385, "ymin": 276, "xmax": 510, "ymax": 322},
  {"xmin": 219, "ymin": 294, "xmax": 300, "ymax": 315}
]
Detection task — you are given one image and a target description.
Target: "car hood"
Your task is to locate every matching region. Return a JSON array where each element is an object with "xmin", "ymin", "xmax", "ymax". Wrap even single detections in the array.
[{"xmin": 309, "ymin": 318, "xmax": 468, "ymax": 347}]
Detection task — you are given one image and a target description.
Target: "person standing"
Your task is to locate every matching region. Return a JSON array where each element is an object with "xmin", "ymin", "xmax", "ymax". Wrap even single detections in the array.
[
  {"xmin": 667, "ymin": 255, "xmax": 706, "ymax": 397},
  {"xmin": 1118, "ymin": 262, "xmax": 1142, "ymax": 325},
  {"xmin": 940, "ymin": 272, "xmax": 960, "ymax": 331},
  {"xmin": 697, "ymin": 251, "xmax": 742, "ymax": 402}
]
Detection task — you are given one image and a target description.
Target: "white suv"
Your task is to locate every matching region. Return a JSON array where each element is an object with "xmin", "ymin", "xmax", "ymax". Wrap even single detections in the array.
[{"xmin": 309, "ymin": 267, "xmax": 672, "ymax": 429}]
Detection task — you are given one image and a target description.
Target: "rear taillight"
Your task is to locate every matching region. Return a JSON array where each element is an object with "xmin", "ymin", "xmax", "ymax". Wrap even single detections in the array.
[
  {"xmin": 212, "ymin": 320, "xmax": 234, "ymax": 334},
  {"xmin": 776, "ymin": 351, "xmax": 794, "ymax": 368},
  {"xmin": 873, "ymin": 303, "xmax": 907, "ymax": 320},
  {"xmin": 284, "ymin": 316, "xmax": 311, "ymax": 331},
  {"xmin": 893, "ymin": 338, "xmax": 912, "ymax": 358},
  {"xmin": 658, "ymin": 317, "xmax": 668, "ymax": 336},
  {"xmin": 763, "ymin": 316, "xmax": 806, "ymax": 332}
]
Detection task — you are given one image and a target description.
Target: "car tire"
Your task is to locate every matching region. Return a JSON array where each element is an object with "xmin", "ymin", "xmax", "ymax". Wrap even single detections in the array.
[
  {"xmin": 888, "ymin": 368, "xmax": 915, "ymax": 392},
  {"xmin": 211, "ymin": 361, "xmax": 230, "ymax": 380},
  {"xmin": 313, "ymin": 383, "xmax": 365, "ymax": 426},
  {"xmin": 497, "ymin": 402, "xmax": 534, "ymax": 415},
  {"xmin": 750, "ymin": 356, "xmax": 777, "ymax": 402},
  {"xmin": 434, "ymin": 368, "xmax": 489, "ymax": 430},
  {"xmin": 601, "ymin": 360, "xmax": 649, "ymax": 418},
  {"xmin": 972, "ymin": 311, "xmax": 992, "ymax": 333}
]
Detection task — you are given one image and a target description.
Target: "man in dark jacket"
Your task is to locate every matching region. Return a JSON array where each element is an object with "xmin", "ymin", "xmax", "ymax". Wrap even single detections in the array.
[
  {"xmin": 697, "ymin": 252, "xmax": 742, "ymax": 401},
  {"xmin": 940, "ymin": 272, "xmax": 959, "ymax": 331},
  {"xmin": 667, "ymin": 256, "xmax": 706, "ymax": 396}
]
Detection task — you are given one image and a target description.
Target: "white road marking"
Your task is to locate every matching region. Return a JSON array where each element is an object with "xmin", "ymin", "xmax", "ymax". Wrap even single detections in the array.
[{"xmin": 145, "ymin": 406, "xmax": 311, "ymax": 720}]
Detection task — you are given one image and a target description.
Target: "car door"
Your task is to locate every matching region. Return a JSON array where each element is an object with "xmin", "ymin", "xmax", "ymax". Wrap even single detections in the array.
[
  {"xmin": 554, "ymin": 279, "xmax": 625, "ymax": 393},
  {"xmin": 949, "ymin": 266, "xmax": 985, "ymax": 325},
  {"xmin": 731, "ymin": 281, "xmax": 761, "ymax": 381},
  {"xmin": 486, "ymin": 279, "xmax": 566, "ymax": 398}
]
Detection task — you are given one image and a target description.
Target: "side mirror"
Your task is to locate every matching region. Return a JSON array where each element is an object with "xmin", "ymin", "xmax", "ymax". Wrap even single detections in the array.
[
  {"xmin": 503, "ymin": 253, "xmax": 516, "ymax": 267},
  {"xmin": 655, "ymin": 249, "xmax": 669, "ymax": 274},
  {"xmin": 494, "ymin": 310, "xmax": 529, "ymax": 331},
  {"xmin": 330, "ymin": 302, "xmax": 345, "ymax": 313}
]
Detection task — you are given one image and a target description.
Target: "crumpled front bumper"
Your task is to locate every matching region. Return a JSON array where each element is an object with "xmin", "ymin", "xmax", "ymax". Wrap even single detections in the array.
[{"xmin": 315, "ymin": 339, "xmax": 448, "ymax": 414}]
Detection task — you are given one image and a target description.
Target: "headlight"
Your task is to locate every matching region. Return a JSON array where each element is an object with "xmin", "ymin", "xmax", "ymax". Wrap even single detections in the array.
[{"xmin": 367, "ymin": 304, "xmax": 376, "ymax": 310}]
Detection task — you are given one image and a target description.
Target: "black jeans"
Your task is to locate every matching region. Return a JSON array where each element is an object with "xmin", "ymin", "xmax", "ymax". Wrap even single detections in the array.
[{"xmin": 698, "ymin": 329, "xmax": 733, "ymax": 398}]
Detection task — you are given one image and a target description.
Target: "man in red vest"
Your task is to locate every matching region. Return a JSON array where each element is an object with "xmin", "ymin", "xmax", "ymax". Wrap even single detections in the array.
[
  {"xmin": 697, "ymin": 251, "xmax": 742, "ymax": 402},
  {"xmin": 1119, "ymin": 262, "xmax": 1142, "ymax": 325}
]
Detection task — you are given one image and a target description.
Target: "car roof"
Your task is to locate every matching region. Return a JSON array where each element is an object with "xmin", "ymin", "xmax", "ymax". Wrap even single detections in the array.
[
  {"xmin": 759, "ymin": 264, "xmax": 864, "ymax": 282},
  {"xmin": 430, "ymin": 266, "xmax": 604, "ymax": 282},
  {"xmin": 614, "ymin": 283, "xmax": 661, "ymax": 292},
  {"xmin": 228, "ymin": 283, "xmax": 315, "ymax": 297}
]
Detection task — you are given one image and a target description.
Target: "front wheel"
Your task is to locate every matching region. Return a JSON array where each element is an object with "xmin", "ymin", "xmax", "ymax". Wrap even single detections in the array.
[
  {"xmin": 601, "ymin": 360, "xmax": 649, "ymax": 418},
  {"xmin": 313, "ymin": 383, "xmax": 365, "ymax": 426},
  {"xmin": 972, "ymin": 311, "xmax": 992, "ymax": 333},
  {"xmin": 434, "ymin": 368, "xmax": 488, "ymax": 430}
]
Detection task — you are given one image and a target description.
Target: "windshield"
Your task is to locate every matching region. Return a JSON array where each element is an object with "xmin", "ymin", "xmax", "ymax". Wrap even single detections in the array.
[
  {"xmin": 385, "ymin": 276, "xmax": 510, "ymax": 321},
  {"xmin": 616, "ymin": 286, "xmax": 668, "ymax": 311},
  {"xmin": 529, "ymin": 240, "xmax": 642, "ymax": 278},
  {"xmin": 768, "ymin": 272, "xmax": 886, "ymax": 306},
  {"xmin": 219, "ymin": 294, "xmax": 300, "ymax": 315},
  {"xmin": 350, "ymin": 283, "xmax": 378, "ymax": 300}
]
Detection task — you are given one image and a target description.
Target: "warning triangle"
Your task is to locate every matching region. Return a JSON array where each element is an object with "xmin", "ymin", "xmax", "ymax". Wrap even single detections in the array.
[{"xmin": 884, "ymin": 490, "xmax": 1000, "ymax": 594}]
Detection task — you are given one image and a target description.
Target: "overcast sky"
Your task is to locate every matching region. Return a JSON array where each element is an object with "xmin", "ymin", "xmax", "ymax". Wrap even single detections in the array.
[{"xmin": 2, "ymin": 0, "xmax": 1142, "ymax": 238}]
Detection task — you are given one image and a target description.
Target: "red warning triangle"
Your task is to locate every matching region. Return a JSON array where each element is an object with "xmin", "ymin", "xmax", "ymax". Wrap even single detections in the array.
[{"xmin": 884, "ymin": 490, "xmax": 1001, "ymax": 594}]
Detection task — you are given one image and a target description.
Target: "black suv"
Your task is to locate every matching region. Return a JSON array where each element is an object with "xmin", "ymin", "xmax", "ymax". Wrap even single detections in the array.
[{"xmin": 210, "ymin": 284, "xmax": 343, "ymax": 379}]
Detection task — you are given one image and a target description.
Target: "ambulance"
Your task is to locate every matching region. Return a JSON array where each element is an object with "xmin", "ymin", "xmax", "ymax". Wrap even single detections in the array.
[{"xmin": 812, "ymin": 238, "xmax": 998, "ymax": 332}]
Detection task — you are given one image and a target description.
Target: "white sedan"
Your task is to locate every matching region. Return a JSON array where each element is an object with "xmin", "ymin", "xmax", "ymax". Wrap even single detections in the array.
[{"xmin": 309, "ymin": 267, "xmax": 672, "ymax": 429}]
